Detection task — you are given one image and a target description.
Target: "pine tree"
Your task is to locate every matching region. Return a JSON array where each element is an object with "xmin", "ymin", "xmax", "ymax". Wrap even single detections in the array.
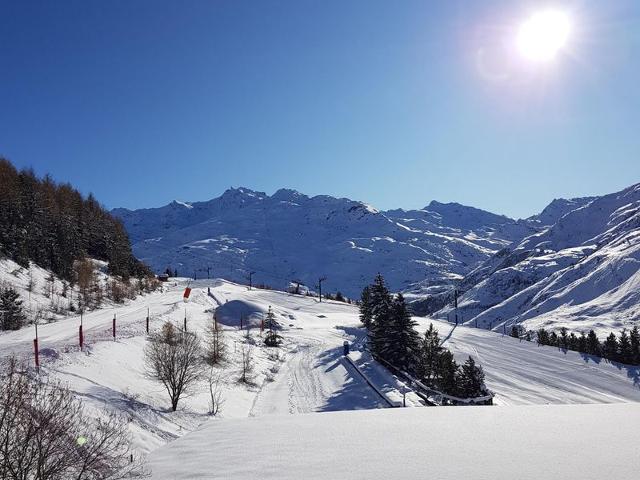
[
  {"xmin": 435, "ymin": 350, "xmax": 458, "ymax": 397},
  {"xmin": 602, "ymin": 333, "xmax": 619, "ymax": 361},
  {"xmin": 577, "ymin": 332, "xmax": 587, "ymax": 353},
  {"xmin": 359, "ymin": 286, "xmax": 373, "ymax": 328},
  {"xmin": 367, "ymin": 274, "xmax": 393, "ymax": 360},
  {"xmin": 457, "ymin": 356, "xmax": 486, "ymax": 398},
  {"xmin": 549, "ymin": 331, "xmax": 559, "ymax": 347},
  {"xmin": 0, "ymin": 286, "xmax": 27, "ymax": 330},
  {"xmin": 386, "ymin": 294, "xmax": 421, "ymax": 373},
  {"xmin": 568, "ymin": 333, "xmax": 579, "ymax": 351},
  {"xmin": 629, "ymin": 326, "xmax": 640, "ymax": 365},
  {"xmin": 509, "ymin": 325, "xmax": 520, "ymax": 338},
  {"xmin": 537, "ymin": 328, "xmax": 550, "ymax": 346},
  {"xmin": 264, "ymin": 306, "xmax": 277, "ymax": 330},
  {"xmin": 204, "ymin": 320, "xmax": 226, "ymax": 364},
  {"xmin": 417, "ymin": 323, "xmax": 442, "ymax": 384},
  {"xmin": 586, "ymin": 330, "xmax": 601, "ymax": 356},
  {"xmin": 559, "ymin": 327, "xmax": 569, "ymax": 350},
  {"xmin": 263, "ymin": 306, "xmax": 282, "ymax": 347},
  {"xmin": 618, "ymin": 330, "xmax": 633, "ymax": 364}
]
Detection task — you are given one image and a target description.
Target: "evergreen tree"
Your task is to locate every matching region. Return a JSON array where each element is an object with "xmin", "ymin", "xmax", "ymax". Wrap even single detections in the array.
[
  {"xmin": 568, "ymin": 333, "xmax": 579, "ymax": 351},
  {"xmin": 367, "ymin": 274, "xmax": 393, "ymax": 360},
  {"xmin": 0, "ymin": 286, "xmax": 27, "ymax": 330},
  {"xmin": 586, "ymin": 330, "xmax": 601, "ymax": 356},
  {"xmin": 456, "ymin": 356, "xmax": 486, "ymax": 398},
  {"xmin": 417, "ymin": 323, "xmax": 442, "ymax": 384},
  {"xmin": 549, "ymin": 331, "xmax": 559, "ymax": 347},
  {"xmin": 559, "ymin": 327, "xmax": 569, "ymax": 350},
  {"xmin": 386, "ymin": 294, "xmax": 421, "ymax": 373},
  {"xmin": 630, "ymin": 326, "xmax": 640, "ymax": 365},
  {"xmin": 335, "ymin": 291, "xmax": 345, "ymax": 302},
  {"xmin": 536, "ymin": 328, "xmax": 550, "ymax": 346},
  {"xmin": 435, "ymin": 350, "xmax": 458, "ymax": 397},
  {"xmin": 602, "ymin": 333, "xmax": 619, "ymax": 361},
  {"xmin": 359, "ymin": 286, "xmax": 373, "ymax": 328},
  {"xmin": 618, "ymin": 329, "xmax": 633, "ymax": 364},
  {"xmin": 509, "ymin": 325, "xmax": 520, "ymax": 338},
  {"xmin": 577, "ymin": 332, "xmax": 587, "ymax": 353}
]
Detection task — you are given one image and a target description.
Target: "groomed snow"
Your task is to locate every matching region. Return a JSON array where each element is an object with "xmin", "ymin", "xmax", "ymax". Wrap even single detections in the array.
[{"xmin": 148, "ymin": 403, "xmax": 640, "ymax": 479}]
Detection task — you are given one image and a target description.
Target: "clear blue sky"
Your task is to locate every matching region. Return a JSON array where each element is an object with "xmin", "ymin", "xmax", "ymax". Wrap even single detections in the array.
[{"xmin": 1, "ymin": 1, "xmax": 639, "ymax": 218}]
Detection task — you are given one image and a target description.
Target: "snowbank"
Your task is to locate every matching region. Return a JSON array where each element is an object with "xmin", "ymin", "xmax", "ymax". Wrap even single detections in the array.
[{"xmin": 148, "ymin": 403, "xmax": 640, "ymax": 479}]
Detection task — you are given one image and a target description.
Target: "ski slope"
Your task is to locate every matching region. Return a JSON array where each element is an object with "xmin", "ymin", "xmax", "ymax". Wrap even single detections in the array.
[
  {"xmin": 421, "ymin": 319, "xmax": 640, "ymax": 405},
  {"xmin": 1, "ymin": 277, "xmax": 639, "ymax": 459}
]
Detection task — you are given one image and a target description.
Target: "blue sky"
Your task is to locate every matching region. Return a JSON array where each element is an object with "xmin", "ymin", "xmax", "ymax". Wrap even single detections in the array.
[{"xmin": 1, "ymin": 1, "xmax": 639, "ymax": 218}]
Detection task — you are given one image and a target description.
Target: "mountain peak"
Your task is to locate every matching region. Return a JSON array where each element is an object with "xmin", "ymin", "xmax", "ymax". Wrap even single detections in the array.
[{"xmin": 271, "ymin": 188, "xmax": 308, "ymax": 202}]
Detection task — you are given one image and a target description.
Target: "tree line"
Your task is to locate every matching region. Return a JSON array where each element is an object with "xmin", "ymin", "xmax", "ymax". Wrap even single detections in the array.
[
  {"xmin": 516, "ymin": 325, "xmax": 640, "ymax": 366},
  {"xmin": 360, "ymin": 274, "xmax": 489, "ymax": 400},
  {"xmin": 0, "ymin": 158, "xmax": 151, "ymax": 282}
]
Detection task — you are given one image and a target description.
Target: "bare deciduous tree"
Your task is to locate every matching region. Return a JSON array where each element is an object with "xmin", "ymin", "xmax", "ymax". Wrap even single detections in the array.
[
  {"xmin": 204, "ymin": 320, "xmax": 226, "ymax": 365},
  {"xmin": 206, "ymin": 367, "xmax": 225, "ymax": 416},
  {"xmin": 144, "ymin": 322, "xmax": 204, "ymax": 411},
  {"xmin": 0, "ymin": 357, "xmax": 146, "ymax": 479},
  {"xmin": 239, "ymin": 344, "xmax": 254, "ymax": 384}
]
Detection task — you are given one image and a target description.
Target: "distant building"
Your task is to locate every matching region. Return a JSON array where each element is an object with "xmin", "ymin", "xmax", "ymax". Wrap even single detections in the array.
[{"xmin": 158, "ymin": 273, "xmax": 169, "ymax": 282}]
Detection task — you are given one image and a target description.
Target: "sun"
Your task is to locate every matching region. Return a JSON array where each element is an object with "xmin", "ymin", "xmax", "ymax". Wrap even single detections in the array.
[{"xmin": 517, "ymin": 10, "xmax": 571, "ymax": 62}]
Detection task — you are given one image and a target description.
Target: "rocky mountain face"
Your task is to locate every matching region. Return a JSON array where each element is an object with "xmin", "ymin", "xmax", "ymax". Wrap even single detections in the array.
[
  {"xmin": 113, "ymin": 188, "xmax": 540, "ymax": 298},
  {"xmin": 431, "ymin": 184, "xmax": 640, "ymax": 335},
  {"xmin": 114, "ymin": 183, "xmax": 640, "ymax": 335}
]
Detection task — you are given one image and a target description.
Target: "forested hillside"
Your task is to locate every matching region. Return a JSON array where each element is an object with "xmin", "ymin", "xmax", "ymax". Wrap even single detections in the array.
[{"xmin": 0, "ymin": 158, "xmax": 150, "ymax": 281}]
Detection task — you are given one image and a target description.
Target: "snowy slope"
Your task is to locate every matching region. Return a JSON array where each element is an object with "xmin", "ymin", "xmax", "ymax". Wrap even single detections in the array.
[
  {"xmin": 148, "ymin": 403, "xmax": 640, "ymax": 480},
  {"xmin": 432, "ymin": 183, "xmax": 640, "ymax": 334},
  {"xmin": 113, "ymin": 188, "xmax": 539, "ymax": 298},
  {"xmin": 2, "ymin": 275, "xmax": 639, "ymax": 466}
]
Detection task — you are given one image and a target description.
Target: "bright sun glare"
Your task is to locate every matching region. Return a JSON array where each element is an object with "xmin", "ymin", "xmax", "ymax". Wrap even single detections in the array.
[{"xmin": 517, "ymin": 10, "xmax": 571, "ymax": 62}]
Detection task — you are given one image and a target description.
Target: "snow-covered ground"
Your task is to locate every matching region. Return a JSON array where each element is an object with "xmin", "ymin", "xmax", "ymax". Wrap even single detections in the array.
[
  {"xmin": 2, "ymin": 275, "xmax": 639, "ymax": 469},
  {"xmin": 423, "ymin": 320, "xmax": 640, "ymax": 405},
  {"xmin": 147, "ymin": 402, "xmax": 640, "ymax": 479}
]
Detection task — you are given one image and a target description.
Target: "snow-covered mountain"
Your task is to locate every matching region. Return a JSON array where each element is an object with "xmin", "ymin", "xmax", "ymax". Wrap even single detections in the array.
[
  {"xmin": 113, "ymin": 188, "xmax": 539, "ymax": 298},
  {"xmin": 433, "ymin": 183, "xmax": 640, "ymax": 335}
]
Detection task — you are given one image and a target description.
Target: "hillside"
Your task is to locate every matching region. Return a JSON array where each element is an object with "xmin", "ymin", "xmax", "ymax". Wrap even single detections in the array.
[
  {"xmin": 434, "ymin": 183, "xmax": 640, "ymax": 335},
  {"xmin": 0, "ymin": 158, "xmax": 149, "ymax": 281},
  {"xmin": 113, "ymin": 188, "xmax": 540, "ymax": 298}
]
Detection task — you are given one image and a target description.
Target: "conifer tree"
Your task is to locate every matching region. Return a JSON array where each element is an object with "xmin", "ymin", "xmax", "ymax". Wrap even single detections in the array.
[
  {"xmin": 630, "ymin": 326, "xmax": 640, "ymax": 365},
  {"xmin": 386, "ymin": 294, "xmax": 421, "ymax": 373},
  {"xmin": 559, "ymin": 327, "xmax": 569, "ymax": 349},
  {"xmin": 359, "ymin": 286, "xmax": 373, "ymax": 328},
  {"xmin": 603, "ymin": 333, "xmax": 619, "ymax": 361},
  {"xmin": 0, "ymin": 286, "xmax": 26, "ymax": 330},
  {"xmin": 368, "ymin": 274, "xmax": 393, "ymax": 360},
  {"xmin": 435, "ymin": 350, "xmax": 458, "ymax": 397},
  {"xmin": 586, "ymin": 330, "xmax": 601, "ymax": 356},
  {"xmin": 568, "ymin": 333, "xmax": 579, "ymax": 351},
  {"xmin": 457, "ymin": 356, "xmax": 486, "ymax": 398},
  {"xmin": 417, "ymin": 323, "xmax": 442, "ymax": 384},
  {"xmin": 536, "ymin": 328, "xmax": 550, "ymax": 346},
  {"xmin": 577, "ymin": 332, "xmax": 587, "ymax": 353},
  {"xmin": 509, "ymin": 325, "xmax": 520, "ymax": 338},
  {"xmin": 618, "ymin": 329, "xmax": 633, "ymax": 364}
]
